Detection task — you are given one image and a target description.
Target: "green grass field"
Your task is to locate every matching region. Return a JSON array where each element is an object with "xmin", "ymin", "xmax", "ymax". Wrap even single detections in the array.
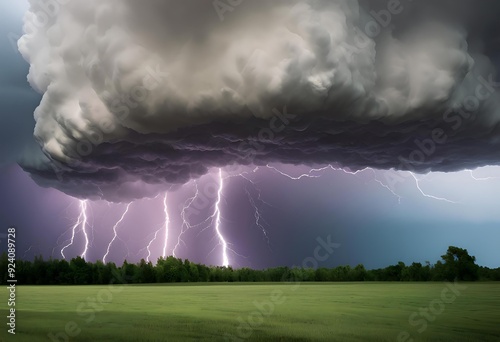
[{"xmin": 0, "ymin": 282, "xmax": 499, "ymax": 342}]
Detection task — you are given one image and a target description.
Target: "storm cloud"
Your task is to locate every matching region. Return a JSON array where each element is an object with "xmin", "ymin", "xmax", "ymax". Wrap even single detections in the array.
[{"xmin": 18, "ymin": 0, "xmax": 500, "ymax": 201}]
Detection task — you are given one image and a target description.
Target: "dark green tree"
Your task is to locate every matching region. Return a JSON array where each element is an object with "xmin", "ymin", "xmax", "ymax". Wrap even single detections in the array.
[
  {"xmin": 70, "ymin": 256, "xmax": 89, "ymax": 284},
  {"xmin": 350, "ymin": 264, "xmax": 368, "ymax": 281},
  {"xmin": 441, "ymin": 246, "xmax": 479, "ymax": 281},
  {"xmin": 137, "ymin": 259, "xmax": 156, "ymax": 283}
]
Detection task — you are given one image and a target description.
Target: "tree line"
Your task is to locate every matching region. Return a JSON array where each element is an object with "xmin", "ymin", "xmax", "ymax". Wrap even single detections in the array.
[{"xmin": 2, "ymin": 246, "xmax": 499, "ymax": 285}]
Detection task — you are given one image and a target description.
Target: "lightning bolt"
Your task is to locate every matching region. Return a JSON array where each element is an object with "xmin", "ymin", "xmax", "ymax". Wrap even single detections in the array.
[
  {"xmin": 145, "ymin": 228, "xmax": 161, "ymax": 262},
  {"xmin": 409, "ymin": 173, "xmax": 458, "ymax": 204},
  {"xmin": 265, "ymin": 165, "xmax": 321, "ymax": 180},
  {"xmin": 245, "ymin": 187, "xmax": 271, "ymax": 246},
  {"xmin": 103, "ymin": 203, "xmax": 132, "ymax": 263},
  {"xmin": 80, "ymin": 201, "xmax": 90, "ymax": 259},
  {"xmin": 219, "ymin": 167, "xmax": 275, "ymax": 252},
  {"xmin": 266, "ymin": 162, "xmax": 462, "ymax": 207},
  {"xmin": 60, "ymin": 213, "xmax": 81, "ymax": 259},
  {"xmin": 266, "ymin": 164, "xmax": 403, "ymax": 203},
  {"xmin": 173, "ymin": 182, "xmax": 199, "ymax": 257},
  {"xmin": 184, "ymin": 173, "xmax": 245, "ymax": 266},
  {"xmin": 61, "ymin": 200, "xmax": 89, "ymax": 259},
  {"xmin": 23, "ymin": 245, "xmax": 35, "ymax": 259},
  {"xmin": 225, "ymin": 169, "xmax": 272, "ymax": 243},
  {"xmin": 466, "ymin": 169, "xmax": 500, "ymax": 181},
  {"xmin": 162, "ymin": 193, "xmax": 170, "ymax": 257},
  {"xmin": 140, "ymin": 194, "xmax": 171, "ymax": 262},
  {"xmin": 211, "ymin": 168, "xmax": 230, "ymax": 267}
]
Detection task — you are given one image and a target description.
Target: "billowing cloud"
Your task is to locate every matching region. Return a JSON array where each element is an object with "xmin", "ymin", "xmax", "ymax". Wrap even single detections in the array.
[{"xmin": 18, "ymin": 0, "xmax": 500, "ymax": 201}]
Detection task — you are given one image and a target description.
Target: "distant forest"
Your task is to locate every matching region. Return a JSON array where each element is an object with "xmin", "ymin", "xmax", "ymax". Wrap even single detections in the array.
[{"xmin": 2, "ymin": 246, "xmax": 499, "ymax": 285}]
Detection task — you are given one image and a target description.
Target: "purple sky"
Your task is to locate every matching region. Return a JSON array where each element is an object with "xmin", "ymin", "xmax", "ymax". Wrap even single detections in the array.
[{"xmin": 1, "ymin": 163, "xmax": 500, "ymax": 269}]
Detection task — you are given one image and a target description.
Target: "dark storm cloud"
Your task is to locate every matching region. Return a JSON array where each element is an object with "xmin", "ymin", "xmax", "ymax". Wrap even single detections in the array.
[{"xmin": 17, "ymin": 0, "xmax": 500, "ymax": 201}]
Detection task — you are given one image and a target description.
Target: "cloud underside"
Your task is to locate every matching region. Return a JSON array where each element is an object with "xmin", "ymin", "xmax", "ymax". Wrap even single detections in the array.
[
  {"xmin": 18, "ymin": 0, "xmax": 500, "ymax": 201},
  {"xmin": 23, "ymin": 111, "xmax": 500, "ymax": 202}
]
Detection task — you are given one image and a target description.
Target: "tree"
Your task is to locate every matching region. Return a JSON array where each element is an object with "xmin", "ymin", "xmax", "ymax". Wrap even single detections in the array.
[
  {"xmin": 404, "ymin": 262, "xmax": 425, "ymax": 281},
  {"xmin": 350, "ymin": 264, "xmax": 368, "ymax": 281},
  {"xmin": 137, "ymin": 259, "xmax": 156, "ymax": 283},
  {"xmin": 330, "ymin": 265, "xmax": 351, "ymax": 281},
  {"xmin": 90, "ymin": 260, "xmax": 105, "ymax": 284},
  {"xmin": 156, "ymin": 256, "xmax": 183, "ymax": 282},
  {"xmin": 315, "ymin": 268, "xmax": 330, "ymax": 281},
  {"xmin": 121, "ymin": 260, "xmax": 138, "ymax": 283},
  {"xmin": 384, "ymin": 262, "xmax": 405, "ymax": 281},
  {"xmin": 187, "ymin": 261, "xmax": 199, "ymax": 282},
  {"xmin": 70, "ymin": 256, "xmax": 89, "ymax": 284},
  {"xmin": 441, "ymin": 246, "xmax": 479, "ymax": 281},
  {"xmin": 56, "ymin": 259, "xmax": 72, "ymax": 284},
  {"xmin": 5, "ymin": 245, "xmax": 488, "ymax": 285},
  {"xmin": 197, "ymin": 264, "xmax": 210, "ymax": 282},
  {"xmin": 33, "ymin": 255, "xmax": 47, "ymax": 284}
]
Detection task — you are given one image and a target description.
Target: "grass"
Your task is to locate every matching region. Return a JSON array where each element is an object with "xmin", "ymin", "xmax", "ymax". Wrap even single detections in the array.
[{"xmin": 0, "ymin": 282, "xmax": 499, "ymax": 341}]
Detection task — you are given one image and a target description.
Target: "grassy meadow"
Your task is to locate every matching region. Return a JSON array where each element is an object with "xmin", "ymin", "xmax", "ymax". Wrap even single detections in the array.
[{"xmin": 0, "ymin": 282, "xmax": 499, "ymax": 341}]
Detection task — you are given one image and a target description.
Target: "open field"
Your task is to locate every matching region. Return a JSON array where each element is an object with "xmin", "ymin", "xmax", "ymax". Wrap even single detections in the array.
[{"xmin": 1, "ymin": 282, "xmax": 499, "ymax": 342}]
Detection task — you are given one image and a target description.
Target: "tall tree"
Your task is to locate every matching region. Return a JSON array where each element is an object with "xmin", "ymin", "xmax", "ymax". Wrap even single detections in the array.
[
  {"xmin": 441, "ymin": 246, "xmax": 479, "ymax": 281},
  {"xmin": 70, "ymin": 256, "xmax": 89, "ymax": 284}
]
